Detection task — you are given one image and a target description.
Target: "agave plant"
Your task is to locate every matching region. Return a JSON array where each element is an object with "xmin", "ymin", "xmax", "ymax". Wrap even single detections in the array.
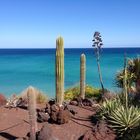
[
  {"xmin": 98, "ymin": 98, "xmax": 121, "ymax": 119},
  {"xmin": 107, "ymin": 105, "xmax": 140, "ymax": 137}
]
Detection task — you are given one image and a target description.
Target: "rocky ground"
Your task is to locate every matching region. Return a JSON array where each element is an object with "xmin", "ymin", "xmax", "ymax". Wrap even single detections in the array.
[
  {"xmin": 0, "ymin": 104, "xmax": 97, "ymax": 140},
  {"xmin": 0, "ymin": 92, "xmax": 117, "ymax": 140}
]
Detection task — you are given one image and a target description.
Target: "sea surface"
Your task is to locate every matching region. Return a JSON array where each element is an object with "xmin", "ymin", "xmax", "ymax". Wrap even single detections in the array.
[{"xmin": 0, "ymin": 48, "xmax": 140, "ymax": 98}]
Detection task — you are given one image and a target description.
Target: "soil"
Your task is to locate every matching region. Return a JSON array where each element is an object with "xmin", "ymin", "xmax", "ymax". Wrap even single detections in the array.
[{"xmin": 0, "ymin": 105, "xmax": 95, "ymax": 140}]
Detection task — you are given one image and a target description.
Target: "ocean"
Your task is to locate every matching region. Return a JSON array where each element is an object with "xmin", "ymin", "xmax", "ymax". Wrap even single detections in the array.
[{"xmin": 0, "ymin": 48, "xmax": 140, "ymax": 98}]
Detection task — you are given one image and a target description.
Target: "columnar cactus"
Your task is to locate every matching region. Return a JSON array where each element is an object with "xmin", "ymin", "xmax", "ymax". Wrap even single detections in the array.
[
  {"xmin": 55, "ymin": 36, "xmax": 64, "ymax": 106},
  {"xmin": 80, "ymin": 54, "xmax": 86, "ymax": 99},
  {"xmin": 27, "ymin": 86, "xmax": 37, "ymax": 140}
]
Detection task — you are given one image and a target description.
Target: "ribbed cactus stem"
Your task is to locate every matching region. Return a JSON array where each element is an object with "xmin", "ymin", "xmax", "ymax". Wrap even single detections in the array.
[
  {"xmin": 56, "ymin": 36, "xmax": 64, "ymax": 106},
  {"xmin": 80, "ymin": 54, "xmax": 86, "ymax": 99},
  {"xmin": 27, "ymin": 86, "xmax": 37, "ymax": 140}
]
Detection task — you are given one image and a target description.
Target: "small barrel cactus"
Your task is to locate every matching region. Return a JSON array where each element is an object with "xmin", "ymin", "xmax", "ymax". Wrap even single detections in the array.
[
  {"xmin": 55, "ymin": 36, "xmax": 64, "ymax": 106},
  {"xmin": 80, "ymin": 54, "xmax": 86, "ymax": 99},
  {"xmin": 27, "ymin": 86, "xmax": 38, "ymax": 140}
]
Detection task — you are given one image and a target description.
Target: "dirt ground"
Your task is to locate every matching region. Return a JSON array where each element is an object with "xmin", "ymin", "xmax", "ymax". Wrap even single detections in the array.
[{"xmin": 0, "ymin": 105, "xmax": 95, "ymax": 140}]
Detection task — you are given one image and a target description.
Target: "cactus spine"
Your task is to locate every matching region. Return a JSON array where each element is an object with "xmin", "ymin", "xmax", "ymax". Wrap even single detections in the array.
[
  {"xmin": 27, "ymin": 86, "xmax": 37, "ymax": 140},
  {"xmin": 80, "ymin": 54, "xmax": 86, "ymax": 99},
  {"xmin": 55, "ymin": 36, "xmax": 64, "ymax": 106}
]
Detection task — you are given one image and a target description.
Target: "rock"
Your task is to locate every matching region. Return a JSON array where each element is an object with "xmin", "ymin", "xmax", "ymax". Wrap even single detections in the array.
[
  {"xmin": 69, "ymin": 101, "xmax": 78, "ymax": 106},
  {"xmin": 50, "ymin": 111, "xmax": 58, "ymax": 122},
  {"xmin": 82, "ymin": 98, "xmax": 94, "ymax": 106},
  {"xmin": 82, "ymin": 121, "xmax": 116, "ymax": 140},
  {"xmin": 49, "ymin": 100, "xmax": 55, "ymax": 106},
  {"xmin": 76, "ymin": 97, "xmax": 83, "ymax": 106},
  {"xmin": 0, "ymin": 94, "xmax": 7, "ymax": 106},
  {"xmin": 67, "ymin": 106, "xmax": 78, "ymax": 115},
  {"xmin": 93, "ymin": 121, "xmax": 116, "ymax": 140},
  {"xmin": 45, "ymin": 102, "xmax": 51, "ymax": 114},
  {"xmin": 50, "ymin": 104, "xmax": 60, "ymax": 123},
  {"xmin": 38, "ymin": 123, "xmax": 59, "ymax": 140},
  {"xmin": 57, "ymin": 109, "xmax": 70, "ymax": 124},
  {"xmin": 51, "ymin": 104, "xmax": 60, "ymax": 112},
  {"xmin": 37, "ymin": 111, "xmax": 50, "ymax": 122}
]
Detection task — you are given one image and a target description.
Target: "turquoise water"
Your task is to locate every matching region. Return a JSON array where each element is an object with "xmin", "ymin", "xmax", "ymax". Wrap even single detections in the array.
[{"xmin": 0, "ymin": 48, "xmax": 140, "ymax": 97}]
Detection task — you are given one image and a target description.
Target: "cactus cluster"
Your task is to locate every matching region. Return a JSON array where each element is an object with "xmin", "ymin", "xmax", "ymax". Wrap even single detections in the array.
[
  {"xmin": 80, "ymin": 54, "xmax": 86, "ymax": 99},
  {"xmin": 27, "ymin": 86, "xmax": 38, "ymax": 140},
  {"xmin": 55, "ymin": 36, "xmax": 64, "ymax": 106}
]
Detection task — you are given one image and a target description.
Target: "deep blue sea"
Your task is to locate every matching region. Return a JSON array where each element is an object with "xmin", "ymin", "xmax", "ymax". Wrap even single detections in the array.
[{"xmin": 0, "ymin": 48, "xmax": 140, "ymax": 98}]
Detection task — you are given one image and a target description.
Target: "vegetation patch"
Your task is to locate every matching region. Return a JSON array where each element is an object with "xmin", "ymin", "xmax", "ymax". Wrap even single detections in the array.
[{"xmin": 64, "ymin": 85, "xmax": 101, "ymax": 100}]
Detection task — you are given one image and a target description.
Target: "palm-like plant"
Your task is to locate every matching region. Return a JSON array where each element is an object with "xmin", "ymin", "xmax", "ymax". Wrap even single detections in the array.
[
  {"xmin": 128, "ymin": 58, "xmax": 140, "ymax": 92},
  {"xmin": 92, "ymin": 32, "xmax": 104, "ymax": 95},
  {"xmin": 115, "ymin": 58, "xmax": 140, "ymax": 93}
]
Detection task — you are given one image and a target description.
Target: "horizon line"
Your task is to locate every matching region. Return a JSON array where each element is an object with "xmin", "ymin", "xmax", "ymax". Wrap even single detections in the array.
[{"xmin": 0, "ymin": 47, "xmax": 139, "ymax": 49}]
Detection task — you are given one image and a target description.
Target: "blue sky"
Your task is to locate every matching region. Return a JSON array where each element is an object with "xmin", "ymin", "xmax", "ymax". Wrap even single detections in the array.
[{"xmin": 0, "ymin": 0, "xmax": 140, "ymax": 48}]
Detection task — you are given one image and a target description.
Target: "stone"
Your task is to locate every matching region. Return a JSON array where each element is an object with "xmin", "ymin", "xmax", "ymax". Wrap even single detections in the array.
[
  {"xmin": 38, "ymin": 123, "xmax": 59, "ymax": 140},
  {"xmin": 92, "ymin": 121, "xmax": 116, "ymax": 140},
  {"xmin": 82, "ymin": 121, "xmax": 116, "ymax": 140},
  {"xmin": 0, "ymin": 94, "xmax": 7, "ymax": 106},
  {"xmin": 50, "ymin": 111, "xmax": 58, "ymax": 122},
  {"xmin": 49, "ymin": 100, "xmax": 55, "ymax": 106},
  {"xmin": 69, "ymin": 101, "xmax": 78, "ymax": 106},
  {"xmin": 45, "ymin": 102, "xmax": 51, "ymax": 114},
  {"xmin": 51, "ymin": 104, "xmax": 60, "ymax": 112},
  {"xmin": 82, "ymin": 98, "xmax": 94, "ymax": 106},
  {"xmin": 57, "ymin": 109, "xmax": 70, "ymax": 124},
  {"xmin": 37, "ymin": 111, "xmax": 50, "ymax": 122}
]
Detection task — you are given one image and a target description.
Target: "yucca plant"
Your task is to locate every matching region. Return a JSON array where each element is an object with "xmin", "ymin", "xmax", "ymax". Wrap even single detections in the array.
[{"xmin": 107, "ymin": 105, "xmax": 140, "ymax": 137}]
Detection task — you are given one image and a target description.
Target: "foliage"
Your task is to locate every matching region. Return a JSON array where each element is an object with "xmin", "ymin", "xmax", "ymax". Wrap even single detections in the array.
[
  {"xmin": 107, "ymin": 105, "xmax": 140, "ymax": 137},
  {"xmin": 97, "ymin": 98, "xmax": 121, "ymax": 119},
  {"xmin": 20, "ymin": 86, "xmax": 48, "ymax": 104},
  {"xmin": 97, "ymin": 97, "xmax": 140, "ymax": 138},
  {"xmin": 64, "ymin": 85, "xmax": 101, "ymax": 101},
  {"xmin": 115, "ymin": 58, "xmax": 140, "ymax": 93}
]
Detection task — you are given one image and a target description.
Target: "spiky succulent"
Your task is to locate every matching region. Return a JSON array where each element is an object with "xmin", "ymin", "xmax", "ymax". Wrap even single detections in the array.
[{"xmin": 107, "ymin": 105, "xmax": 140, "ymax": 137}]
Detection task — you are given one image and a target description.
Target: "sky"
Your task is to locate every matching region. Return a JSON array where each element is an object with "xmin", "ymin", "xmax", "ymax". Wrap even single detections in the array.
[{"xmin": 0, "ymin": 0, "xmax": 140, "ymax": 48}]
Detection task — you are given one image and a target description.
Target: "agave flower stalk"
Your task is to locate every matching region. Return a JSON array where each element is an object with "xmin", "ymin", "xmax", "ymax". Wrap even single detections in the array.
[{"xmin": 92, "ymin": 32, "xmax": 104, "ymax": 95}]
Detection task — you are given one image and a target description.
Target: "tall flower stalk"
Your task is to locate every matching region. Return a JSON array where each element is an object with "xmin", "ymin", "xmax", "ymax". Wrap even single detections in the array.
[{"xmin": 92, "ymin": 31, "xmax": 104, "ymax": 95}]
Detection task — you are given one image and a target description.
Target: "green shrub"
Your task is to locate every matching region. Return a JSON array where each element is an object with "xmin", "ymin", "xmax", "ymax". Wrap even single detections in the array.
[
  {"xmin": 64, "ymin": 85, "xmax": 101, "ymax": 100},
  {"xmin": 36, "ymin": 92, "xmax": 48, "ymax": 104}
]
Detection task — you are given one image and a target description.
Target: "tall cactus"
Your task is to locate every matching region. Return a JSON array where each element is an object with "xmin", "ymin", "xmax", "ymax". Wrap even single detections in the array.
[
  {"xmin": 80, "ymin": 54, "xmax": 86, "ymax": 99},
  {"xmin": 55, "ymin": 36, "xmax": 64, "ymax": 106},
  {"xmin": 27, "ymin": 86, "xmax": 37, "ymax": 140}
]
